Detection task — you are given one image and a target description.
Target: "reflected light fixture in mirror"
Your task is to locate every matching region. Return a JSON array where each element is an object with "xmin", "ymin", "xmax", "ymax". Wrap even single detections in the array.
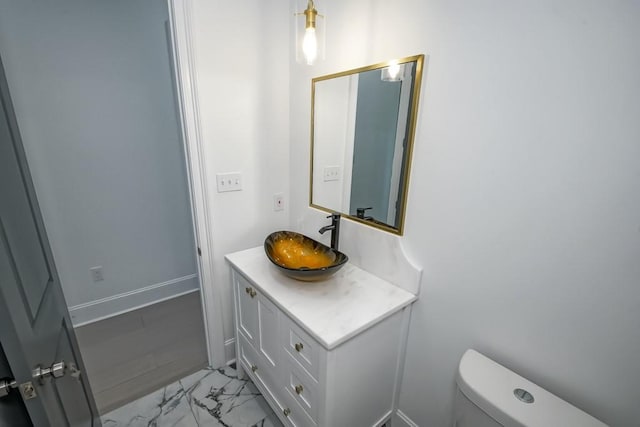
[
  {"xmin": 295, "ymin": 0, "xmax": 325, "ymax": 65},
  {"xmin": 381, "ymin": 60, "xmax": 404, "ymax": 82}
]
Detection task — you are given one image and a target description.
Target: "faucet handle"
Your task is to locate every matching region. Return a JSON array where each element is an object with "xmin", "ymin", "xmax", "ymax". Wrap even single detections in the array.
[{"xmin": 327, "ymin": 213, "xmax": 341, "ymax": 220}]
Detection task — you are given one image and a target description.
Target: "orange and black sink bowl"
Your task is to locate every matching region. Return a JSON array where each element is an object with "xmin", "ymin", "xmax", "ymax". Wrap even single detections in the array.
[{"xmin": 264, "ymin": 231, "xmax": 349, "ymax": 282}]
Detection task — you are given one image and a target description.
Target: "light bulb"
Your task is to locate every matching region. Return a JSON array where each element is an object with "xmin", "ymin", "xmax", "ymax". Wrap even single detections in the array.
[
  {"xmin": 302, "ymin": 27, "xmax": 318, "ymax": 65},
  {"xmin": 381, "ymin": 60, "xmax": 404, "ymax": 82},
  {"xmin": 388, "ymin": 61, "xmax": 400, "ymax": 79}
]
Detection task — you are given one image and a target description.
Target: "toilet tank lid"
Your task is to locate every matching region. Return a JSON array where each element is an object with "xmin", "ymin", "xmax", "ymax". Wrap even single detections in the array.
[{"xmin": 456, "ymin": 349, "xmax": 608, "ymax": 427}]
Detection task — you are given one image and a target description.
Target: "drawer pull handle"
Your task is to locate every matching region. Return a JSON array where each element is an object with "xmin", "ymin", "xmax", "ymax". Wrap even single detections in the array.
[
  {"xmin": 294, "ymin": 342, "xmax": 304, "ymax": 352},
  {"xmin": 251, "ymin": 365, "xmax": 258, "ymax": 372},
  {"xmin": 245, "ymin": 287, "xmax": 256, "ymax": 298},
  {"xmin": 295, "ymin": 384, "xmax": 303, "ymax": 394},
  {"xmin": 283, "ymin": 408, "xmax": 291, "ymax": 417}
]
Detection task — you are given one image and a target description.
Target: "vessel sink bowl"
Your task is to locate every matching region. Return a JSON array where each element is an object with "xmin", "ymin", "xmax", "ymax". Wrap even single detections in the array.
[{"xmin": 264, "ymin": 231, "xmax": 349, "ymax": 281}]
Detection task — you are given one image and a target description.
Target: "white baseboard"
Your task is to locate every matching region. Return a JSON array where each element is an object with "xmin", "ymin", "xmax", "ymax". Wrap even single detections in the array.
[
  {"xmin": 69, "ymin": 274, "xmax": 199, "ymax": 326},
  {"xmin": 394, "ymin": 409, "xmax": 419, "ymax": 427},
  {"xmin": 225, "ymin": 337, "xmax": 236, "ymax": 365}
]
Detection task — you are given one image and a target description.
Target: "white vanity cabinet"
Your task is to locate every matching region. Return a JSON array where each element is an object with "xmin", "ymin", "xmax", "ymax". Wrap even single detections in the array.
[{"xmin": 227, "ymin": 247, "xmax": 417, "ymax": 427}]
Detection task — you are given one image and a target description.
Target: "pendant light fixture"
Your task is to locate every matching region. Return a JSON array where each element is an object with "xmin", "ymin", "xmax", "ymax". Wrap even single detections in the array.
[
  {"xmin": 381, "ymin": 60, "xmax": 405, "ymax": 82},
  {"xmin": 295, "ymin": 0, "xmax": 325, "ymax": 65}
]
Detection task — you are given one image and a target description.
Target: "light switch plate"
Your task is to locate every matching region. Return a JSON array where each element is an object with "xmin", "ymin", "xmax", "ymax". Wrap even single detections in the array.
[
  {"xmin": 216, "ymin": 172, "xmax": 242, "ymax": 192},
  {"xmin": 323, "ymin": 166, "xmax": 340, "ymax": 182}
]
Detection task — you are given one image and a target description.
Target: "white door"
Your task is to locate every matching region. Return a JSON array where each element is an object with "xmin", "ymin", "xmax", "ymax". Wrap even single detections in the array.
[{"xmin": 0, "ymin": 56, "xmax": 100, "ymax": 426}]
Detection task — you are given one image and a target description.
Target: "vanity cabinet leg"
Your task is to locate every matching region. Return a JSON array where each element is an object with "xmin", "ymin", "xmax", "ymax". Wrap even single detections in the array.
[
  {"xmin": 234, "ymin": 336, "xmax": 246, "ymax": 379},
  {"xmin": 236, "ymin": 362, "xmax": 246, "ymax": 380}
]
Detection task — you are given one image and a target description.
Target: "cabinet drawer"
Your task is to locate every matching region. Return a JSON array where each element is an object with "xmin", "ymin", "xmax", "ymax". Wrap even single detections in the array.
[
  {"xmin": 280, "ymin": 386, "xmax": 317, "ymax": 427},
  {"xmin": 283, "ymin": 354, "xmax": 319, "ymax": 423},
  {"xmin": 238, "ymin": 332, "xmax": 283, "ymax": 409},
  {"xmin": 281, "ymin": 315, "xmax": 320, "ymax": 380}
]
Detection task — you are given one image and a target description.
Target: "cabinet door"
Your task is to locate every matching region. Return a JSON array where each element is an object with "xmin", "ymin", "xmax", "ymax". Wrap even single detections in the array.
[
  {"xmin": 235, "ymin": 272, "xmax": 258, "ymax": 346},
  {"xmin": 257, "ymin": 294, "xmax": 279, "ymax": 366},
  {"xmin": 256, "ymin": 293, "xmax": 280, "ymax": 394}
]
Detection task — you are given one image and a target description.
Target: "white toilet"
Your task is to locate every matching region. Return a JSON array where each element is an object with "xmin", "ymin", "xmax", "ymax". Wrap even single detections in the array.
[{"xmin": 454, "ymin": 349, "xmax": 608, "ymax": 427}]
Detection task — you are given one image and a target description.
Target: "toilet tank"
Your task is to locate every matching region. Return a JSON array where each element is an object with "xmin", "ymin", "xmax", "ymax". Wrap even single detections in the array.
[{"xmin": 453, "ymin": 349, "xmax": 608, "ymax": 427}]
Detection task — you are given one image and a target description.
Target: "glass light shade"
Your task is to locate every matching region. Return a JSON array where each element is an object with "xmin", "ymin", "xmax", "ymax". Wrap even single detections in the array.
[
  {"xmin": 381, "ymin": 61, "xmax": 405, "ymax": 82},
  {"xmin": 295, "ymin": 0, "xmax": 325, "ymax": 65}
]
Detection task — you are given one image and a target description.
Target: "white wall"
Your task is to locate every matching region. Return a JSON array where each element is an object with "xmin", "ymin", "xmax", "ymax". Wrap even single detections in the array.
[
  {"xmin": 289, "ymin": 1, "xmax": 640, "ymax": 425},
  {"xmin": 0, "ymin": 0, "xmax": 199, "ymax": 325},
  {"xmin": 189, "ymin": 0, "xmax": 290, "ymax": 349}
]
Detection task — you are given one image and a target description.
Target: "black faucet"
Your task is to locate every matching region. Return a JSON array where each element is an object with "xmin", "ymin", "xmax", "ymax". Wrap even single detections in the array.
[
  {"xmin": 356, "ymin": 207, "xmax": 373, "ymax": 220},
  {"xmin": 318, "ymin": 213, "xmax": 341, "ymax": 251}
]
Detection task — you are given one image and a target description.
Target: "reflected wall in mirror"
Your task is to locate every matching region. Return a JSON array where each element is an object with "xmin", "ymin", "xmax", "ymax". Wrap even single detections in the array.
[{"xmin": 310, "ymin": 55, "xmax": 424, "ymax": 234}]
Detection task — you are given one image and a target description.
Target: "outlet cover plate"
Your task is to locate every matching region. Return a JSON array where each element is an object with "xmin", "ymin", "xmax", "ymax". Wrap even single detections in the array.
[{"xmin": 274, "ymin": 193, "xmax": 284, "ymax": 211}]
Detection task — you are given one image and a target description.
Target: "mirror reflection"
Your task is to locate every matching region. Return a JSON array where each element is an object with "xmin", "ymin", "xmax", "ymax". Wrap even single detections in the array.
[{"xmin": 311, "ymin": 55, "xmax": 424, "ymax": 234}]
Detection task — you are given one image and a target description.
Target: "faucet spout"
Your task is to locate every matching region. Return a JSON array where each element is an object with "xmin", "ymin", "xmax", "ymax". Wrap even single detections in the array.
[
  {"xmin": 319, "ymin": 213, "xmax": 341, "ymax": 250},
  {"xmin": 318, "ymin": 225, "xmax": 334, "ymax": 234}
]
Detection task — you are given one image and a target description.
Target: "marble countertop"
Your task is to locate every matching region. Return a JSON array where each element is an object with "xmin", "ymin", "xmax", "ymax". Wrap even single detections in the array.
[{"xmin": 225, "ymin": 246, "xmax": 417, "ymax": 350}]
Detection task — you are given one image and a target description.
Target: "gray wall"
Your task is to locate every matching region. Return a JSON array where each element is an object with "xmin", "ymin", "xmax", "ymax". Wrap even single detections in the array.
[
  {"xmin": 350, "ymin": 69, "xmax": 401, "ymax": 222},
  {"xmin": 0, "ymin": 0, "xmax": 198, "ymax": 324},
  {"xmin": 349, "ymin": 70, "xmax": 401, "ymax": 222}
]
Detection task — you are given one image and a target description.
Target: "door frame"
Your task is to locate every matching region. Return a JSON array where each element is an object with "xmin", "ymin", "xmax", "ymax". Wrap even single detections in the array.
[{"xmin": 167, "ymin": 0, "xmax": 226, "ymax": 368}]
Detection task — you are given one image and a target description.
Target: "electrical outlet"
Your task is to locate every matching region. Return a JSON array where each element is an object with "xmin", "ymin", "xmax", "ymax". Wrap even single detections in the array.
[
  {"xmin": 90, "ymin": 266, "xmax": 104, "ymax": 282},
  {"xmin": 274, "ymin": 193, "xmax": 284, "ymax": 211},
  {"xmin": 323, "ymin": 166, "xmax": 340, "ymax": 182},
  {"xmin": 216, "ymin": 172, "xmax": 242, "ymax": 192}
]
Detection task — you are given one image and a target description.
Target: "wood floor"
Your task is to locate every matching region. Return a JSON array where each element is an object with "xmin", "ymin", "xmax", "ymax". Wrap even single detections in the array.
[{"xmin": 74, "ymin": 291, "xmax": 208, "ymax": 414}]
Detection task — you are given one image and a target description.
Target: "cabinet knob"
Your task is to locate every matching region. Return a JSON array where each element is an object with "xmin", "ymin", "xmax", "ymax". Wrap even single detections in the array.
[
  {"xmin": 283, "ymin": 408, "xmax": 291, "ymax": 417},
  {"xmin": 294, "ymin": 342, "xmax": 304, "ymax": 352},
  {"xmin": 295, "ymin": 384, "xmax": 303, "ymax": 395},
  {"xmin": 251, "ymin": 365, "xmax": 258, "ymax": 373},
  {"xmin": 245, "ymin": 287, "xmax": 256, "ymax": 298}
]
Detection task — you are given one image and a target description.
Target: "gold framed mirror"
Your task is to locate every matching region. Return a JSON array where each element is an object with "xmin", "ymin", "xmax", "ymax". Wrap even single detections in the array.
[{"xmin": 310, "ymin": 54, "xmax": 424, "ymax": 235}]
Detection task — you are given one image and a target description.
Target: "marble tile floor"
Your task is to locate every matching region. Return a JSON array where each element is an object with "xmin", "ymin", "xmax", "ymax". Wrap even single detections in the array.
[{"xmin": 101, "ymin": 365, "xmax": 284, "ymax": 427}]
